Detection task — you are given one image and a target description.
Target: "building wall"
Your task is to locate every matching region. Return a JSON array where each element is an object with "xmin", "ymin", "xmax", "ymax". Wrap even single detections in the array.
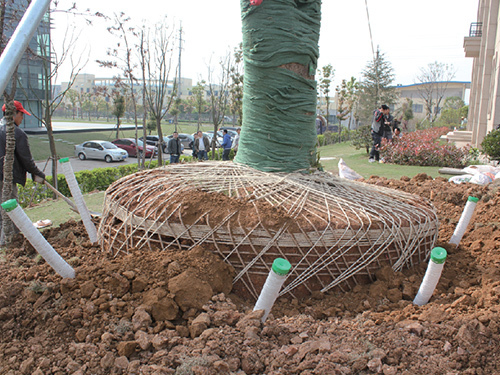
[
  {"xmin": 2, "ymin": 2, "xmax": 50, "ymax": 129},
  {"xmin": 60, "ymin": 75, "xmax": 229, "ymax": 109},
  {"xmin": 394, "ymin": 82, "xmax": 470, "ymax": 120},
  {"xmin": 465, "ymin": 0, "xmax": 500, "ymax": 146},
  {"xmin": 315, "ymin": 81, "xmax": 469, "ymax": 130}
]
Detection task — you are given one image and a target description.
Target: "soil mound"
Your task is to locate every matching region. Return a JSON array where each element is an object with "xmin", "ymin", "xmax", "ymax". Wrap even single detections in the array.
[{"xmin": 1, "ymin": 174, "xmax": 499, "ymax": 374}]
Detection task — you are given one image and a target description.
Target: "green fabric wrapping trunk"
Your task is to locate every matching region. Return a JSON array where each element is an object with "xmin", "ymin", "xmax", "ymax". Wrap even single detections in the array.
[{"xmin": 235, "ymin": 0, "xmax": 322, "ymax": 172}]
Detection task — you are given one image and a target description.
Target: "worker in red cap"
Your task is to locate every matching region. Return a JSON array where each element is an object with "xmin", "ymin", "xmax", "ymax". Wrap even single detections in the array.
[{"xmin": 0, "ymin": 100, "xmax": 45, "ymax": 243}]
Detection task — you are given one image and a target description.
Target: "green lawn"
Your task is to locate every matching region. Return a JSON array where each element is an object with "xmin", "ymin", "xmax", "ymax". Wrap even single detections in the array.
[
  {"xmin": 25, "ymin": 191, "xmax": 105, "ymax": 228},
  {"xmin": 319, "ymin": 142, "xmax": 442, "ymax": 179}
]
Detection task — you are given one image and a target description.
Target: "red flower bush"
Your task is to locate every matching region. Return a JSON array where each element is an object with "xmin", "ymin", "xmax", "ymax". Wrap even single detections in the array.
[{"xmin": 380, "ymin": 127, "xmax": 471, "ymax": 168}]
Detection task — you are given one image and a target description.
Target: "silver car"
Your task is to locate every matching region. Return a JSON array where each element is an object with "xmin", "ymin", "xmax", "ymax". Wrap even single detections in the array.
[{"xmin": 74, "ymin": 140, "xmax": 128, "ymax": 162}]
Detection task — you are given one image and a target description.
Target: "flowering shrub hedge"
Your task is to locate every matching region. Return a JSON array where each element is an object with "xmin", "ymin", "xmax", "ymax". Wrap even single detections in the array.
[{"xmin": 379, "ymin": 127, "xmax": 472, "ymax": 168}]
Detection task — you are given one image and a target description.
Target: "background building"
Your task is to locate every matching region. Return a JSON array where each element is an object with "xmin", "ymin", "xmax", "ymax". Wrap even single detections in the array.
[
  {"xmin": 463, "ymin": 0, "xmax": 500, "ymax": 147},
  {"xmin": 394, "ymin": 81, "xmax": 470, "ymax": 121},
  {"xmin": 2, "ymin": 1, "xmax": 50, "ymax": 129}
]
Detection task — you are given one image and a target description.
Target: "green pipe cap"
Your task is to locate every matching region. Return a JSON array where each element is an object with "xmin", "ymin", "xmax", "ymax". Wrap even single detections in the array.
[
  {"xmin": 1, "ymin": 199, "xmax": 18, "ymax": 212},
  {"xmin": 272, "ymin": 258, "xmax": 291, "ymax": 276},
  {"xmin": 430, "ymin": 247, "xmax": 447, "ymax": 264},
  {"xmin": 59, "ymin": 157, "xmax": 70, "ymax": 164},
  {"xmin": 467, "ymin": 196, "xmax": 479, "ymax": 203}
]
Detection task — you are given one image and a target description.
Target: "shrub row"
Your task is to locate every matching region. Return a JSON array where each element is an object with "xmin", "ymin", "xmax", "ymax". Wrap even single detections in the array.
[
  {"xmin": 317, "ymin": 129, "xmax": 354, "ymax": 146},
  {"xmin": 379, "ymin": 127, "xmax": 473, "ymax": 168},
  {"xmin": 16, "ymin": 153, "xmax": 228, "ymax": 208}
]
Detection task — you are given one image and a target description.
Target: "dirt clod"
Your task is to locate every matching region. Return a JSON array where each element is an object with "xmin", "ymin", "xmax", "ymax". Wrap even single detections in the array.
[{"xmin": 1, "ymin": 176, "xmax": 500, "ymax": 374}]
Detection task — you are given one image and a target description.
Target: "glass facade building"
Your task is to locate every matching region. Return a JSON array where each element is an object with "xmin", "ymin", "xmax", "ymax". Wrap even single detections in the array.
[{"xmin": 2, "ymin": 1, "xmax": 50, "ymax": 129}]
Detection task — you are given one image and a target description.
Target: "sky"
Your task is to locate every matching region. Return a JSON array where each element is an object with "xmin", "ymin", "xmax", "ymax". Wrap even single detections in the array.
[{"xmin": 51, "ymin": 0, "xmax": 479, "ymax": 88}]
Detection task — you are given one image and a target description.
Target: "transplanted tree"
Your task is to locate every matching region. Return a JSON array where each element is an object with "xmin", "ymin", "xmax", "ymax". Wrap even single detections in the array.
[
  {"xmin": 398, "ymin": 98, "xmax": 414, "ymax": 131},
  {"xmin": 207, "ymin": 54, "xmax": 231, "ymax": 157},
  {"xmin": 191, "ymin": 80, "xmax": 206, "ymax": 131},
  {"xmin": 439, "ymin": 96, "xmax": 467, "ymax": 127},
  {"xmin": 142, "ymin": 18, "xmax": 178, "ymax": 165},
  {"xmin": 169, "ymin": 97, "xmax": 181, "ymax": 131},
  {"xmin": 229, "ymin": 44, "xmax": 244, "ymax": 127},
  {"xmin": 234, "ymin": 0, "xmax": 321, "ymax": 172},
  {"xmin": 415, "ymin": 61, "xmax": 456, "ymax": 124},
  {"xmin": 112, "ymin": 94, "xmax": 125, "ymax": 138},
  {"xmin": 98, "ymin": 13, "xmax": 146, "ymax": 167},
  {"xmin": 16, "ymin": 13, "xmax": 87, "ymax": 191},
  {"xmin": 336, "ymin": 77, "xmax": 359, "ymax": 131},
  {"xmin": 317, "ymin": 64, "xmax": 334, "ymax": 131},
  {"xmin": 357, "ymin": 48, "xmax": 397, "ymax": 124}
]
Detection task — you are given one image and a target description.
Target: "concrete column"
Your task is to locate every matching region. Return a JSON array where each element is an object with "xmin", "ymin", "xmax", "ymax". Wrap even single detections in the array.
[{"xmin": 473, "ymin": 0, "xmax": 496, "ymax": 146}]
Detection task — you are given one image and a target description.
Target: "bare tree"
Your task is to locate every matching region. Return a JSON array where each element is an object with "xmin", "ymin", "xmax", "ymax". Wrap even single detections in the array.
[
  {"xmin": 98, "ymin": 13, "xmax": 146, "ymax": 167},
  {"xmin": 336, "ymin": 77, "xmax": 359, "ymax": 130},
  {"xmin": 228, "ymin": 44, "xmax": 243, "ymax": 127},
  {"xmin": 138, "ymin": 28, "xmax": 148, "ymax": 166},
  {"xmin": 190, "ymin": 80, "xmax": 206, "ymax": 132},
  {"xmin": 416, "ymin": 61, "xmax": 456, "ymax": 124},
  {"xmin": 317, "ymin": 64, "xmax": 334, "ymax": 130},
  {"xmin": 142, "ymin": 18, "xmax": 177, "ymax": 166},
  {"xmin": 207, "ymin": 53, "xmax": 231, "ymax": 157},
  {"xmin": 18, "ymin": 25, "xmax": 87, "ymax": 190}
]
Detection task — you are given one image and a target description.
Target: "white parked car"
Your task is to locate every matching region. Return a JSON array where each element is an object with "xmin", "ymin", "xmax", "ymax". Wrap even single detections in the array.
[{"xmin": 74, "ymin": 140, "xmax": 128, "ymax": 162}]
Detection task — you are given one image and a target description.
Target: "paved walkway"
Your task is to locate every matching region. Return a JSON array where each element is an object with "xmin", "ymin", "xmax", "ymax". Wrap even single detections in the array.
[{"xmin": 25, "ymin": 121, "xmax": 142, "ymax": 135}]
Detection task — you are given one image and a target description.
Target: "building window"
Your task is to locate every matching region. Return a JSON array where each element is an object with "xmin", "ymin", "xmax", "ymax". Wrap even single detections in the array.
[{"xmin": 413, "ymin": 104, "xmax": 423, "ymax": 113}]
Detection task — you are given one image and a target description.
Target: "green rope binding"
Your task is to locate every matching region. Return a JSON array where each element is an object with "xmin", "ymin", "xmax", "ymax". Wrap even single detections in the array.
[{"xmin": 235, "ymin": 0, "xmax": 322, "ymax": 173}]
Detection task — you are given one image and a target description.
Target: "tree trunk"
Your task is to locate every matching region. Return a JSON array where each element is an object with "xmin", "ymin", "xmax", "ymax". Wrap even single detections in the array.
[
  {"xmin": 1, "ymin": 98, "xmax": 16, "ymax": 245},
  {"xmin": 157, "ymin": 117, "xmax": 163, "ymax": 166},
  {"xmin": 234, "ymin": 0, "xmax": 321, "ymax": 172},
  {"xmin": 115, "ymin": 118, "xmax": 120, "ymax": 140}
]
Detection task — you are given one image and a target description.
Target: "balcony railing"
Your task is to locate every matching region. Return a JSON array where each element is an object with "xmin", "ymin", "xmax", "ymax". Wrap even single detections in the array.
[{"xmin": 469, "ymin": 22, "xmax": 482, "ymax": 37}]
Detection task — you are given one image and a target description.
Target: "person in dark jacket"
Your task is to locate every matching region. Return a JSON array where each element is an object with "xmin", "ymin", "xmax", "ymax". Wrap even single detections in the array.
[
  {"xmin": 0, "ymin": 101, "xmax": 46, "ymax": 242},
  {"xmin": 382, "ymin": 110, "xmax": 394, "ymax": 142},
  {"xmin": 166, "ymin": 131, "xmax": 182, "ymax": 164},
  {"xmin": 194, "ymin": 131, "xmax": 210, "ymax": 161},
  {"xmin": 221, "ymin": 129, "xmax": 232, "ymax": 161},
  {"xmin": 369, "ymin": 104, "xmax": 390, "ymax": 163}
]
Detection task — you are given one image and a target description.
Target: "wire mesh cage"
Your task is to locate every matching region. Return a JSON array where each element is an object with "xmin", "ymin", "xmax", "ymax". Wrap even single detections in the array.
[{"xmin": 98, "ymin": 162, "xmax": 439, "ymax": 299}]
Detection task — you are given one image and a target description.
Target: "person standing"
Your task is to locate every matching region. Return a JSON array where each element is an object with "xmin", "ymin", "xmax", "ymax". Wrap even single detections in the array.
[
  {"xmin": 221, "ymin": 129, "xmax": 232, "ymax": 161},
  {"xmin": 0, "ymin": 101, "xmax": 46, "ymax": 242},
  {"xmin": 382, "ymin": 110, "xmax": 394, "ymax": 142},
  {"xmin": 369, "ymin": 104, "xmax": 389, "ymax": 163},
  {"xmin": 190, "ymin": 133, "xmax": 197, "ymax": 159},
  {"xmin": 194, "ymin": 131, "xmax": 209, "ymax": 161},
  {"xmin": 167, "ymin": 131, "xmax": 182, "ymax": 164},
  {"xmin": 233, "ymin": 127, "xmax": 241, "ymax": 156}
]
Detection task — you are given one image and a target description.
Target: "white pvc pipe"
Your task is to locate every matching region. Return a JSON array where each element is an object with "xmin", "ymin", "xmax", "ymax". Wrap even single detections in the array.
[
  {"xmin": 449, "ymin": 196, "xmax": 479, "ymax": 246},
  {"xmin": 413, "ymin": 247, "xmax": 447, "ymax": 306},
  {"xmin": 1, "ymin": 199, "xmax": 75, "ymax": 279},
  {"xmin": 59, "ymin": 158, "xmax": 97, "ymax": 243},
  {"xmin": 254, "ymin": 258, "xmax": 291, "ymax": 322},
  {"xmin": 0, "ymin": 0, "xmax": 51, "ymax": 96}
]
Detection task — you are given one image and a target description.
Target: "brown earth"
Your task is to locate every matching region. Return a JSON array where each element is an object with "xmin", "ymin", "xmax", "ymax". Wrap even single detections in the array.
[{"xmin": 1, "ymin": 174, "xmax": 499, "ymax": 375}]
